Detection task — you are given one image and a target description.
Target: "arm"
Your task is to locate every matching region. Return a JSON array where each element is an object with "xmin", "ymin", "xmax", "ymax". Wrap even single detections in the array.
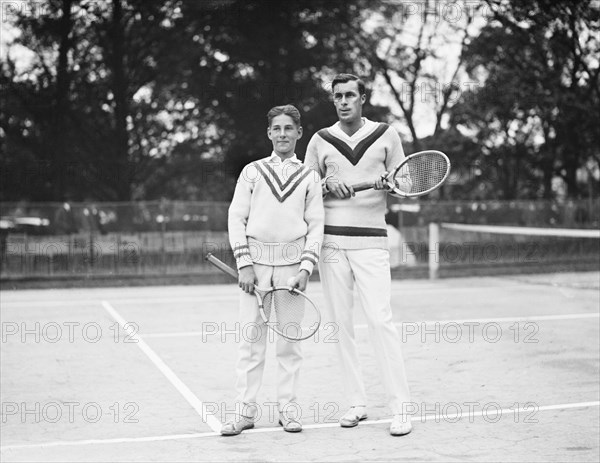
[
  {"xmin": 304, "ymin": 135, "xmax": 329, "ymax": 196},
  {"xmin": 228, "ymin": 164, "xmax": 257, "ymax": 292},
  {"xmin": 305, "ymin": 133, "xmax": 354, "ymax": 199},
  {"xmin": 289, "ymin": 169, "xmax": 324, "ymax": 292},
  {"xmin": 384, "ymin": 128, "xmax": 412, "ymax": 197}
]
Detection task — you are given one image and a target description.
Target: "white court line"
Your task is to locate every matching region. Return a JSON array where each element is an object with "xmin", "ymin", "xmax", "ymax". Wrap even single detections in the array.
[
  {"xmin": 1, "ymin": 296, "xmax": 236, "ymax": 308},
  {"xmin": 100, "ymin": 301, "xmax": 221, "ymax": 433},
  {"xmin": 3, "ymin": 283, "xmax": 571, "ymax": 308},
  {"xmin": 2, "ymin": 400, "xmax": 598, "ymax": 451},
  {"xmin": 142, "ymin": 312, "xmax": 600, "ymax": 339},
  {"xmin": 413, "ymin": 313, "xmax": 600, "ymax": 326}
]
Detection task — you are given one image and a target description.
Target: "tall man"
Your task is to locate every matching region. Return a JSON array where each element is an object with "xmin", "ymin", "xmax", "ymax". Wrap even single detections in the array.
[{"xmin": 304, "ymin": 74, "xmax": 412, "ymax": 436}]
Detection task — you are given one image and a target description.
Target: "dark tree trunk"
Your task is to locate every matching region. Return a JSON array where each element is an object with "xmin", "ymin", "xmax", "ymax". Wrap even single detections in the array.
[{"xmin": 110, "ymin": 0, "xmax": 131, "ymax": 200}]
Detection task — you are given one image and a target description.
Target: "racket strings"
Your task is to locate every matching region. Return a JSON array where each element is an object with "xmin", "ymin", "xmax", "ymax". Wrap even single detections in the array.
[
  {"xmin": 395, "ymin": 152, "xmax": 449, "ymax": 194},
  {"xmin": 262, "ymin": 289, "xmax": 320, "ymax": 340}
]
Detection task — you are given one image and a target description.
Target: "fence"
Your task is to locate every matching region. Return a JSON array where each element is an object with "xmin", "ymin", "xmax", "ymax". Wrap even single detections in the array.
[
  {"xmin": 1, "ymin": 199, "xmax": 598, "ymax": 280},
  {"xmin": 0, "ymin": 231, "xmax": 234, "ymax": 279}
]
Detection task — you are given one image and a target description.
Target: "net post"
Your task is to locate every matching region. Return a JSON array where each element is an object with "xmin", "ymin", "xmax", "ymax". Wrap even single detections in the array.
[{"xmin": 429, "ymin": 222, "xmax": 440, "ymax": 280}]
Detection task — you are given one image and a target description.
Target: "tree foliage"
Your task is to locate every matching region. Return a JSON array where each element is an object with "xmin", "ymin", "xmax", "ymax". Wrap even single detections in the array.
[
  {"xmin": 1, "ymin": 0, "xmax": 598, "ymax": 203},
  {"xmin": 448, "ymin": 0, "xmax": 600, "ymax": 199},
  {"xmin": 1, "ymin": 0, "xmax": 378, "ymax": 201}
]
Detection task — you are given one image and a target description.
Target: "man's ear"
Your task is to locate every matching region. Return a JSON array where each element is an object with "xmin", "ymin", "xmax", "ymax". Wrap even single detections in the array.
[
  {"xmin": 297, "ymin": 126, "xmax": 303, "ymax": 139},
  {"xmin": 360, "ymin": 94, "xmax": 366, "ymax": 105}
]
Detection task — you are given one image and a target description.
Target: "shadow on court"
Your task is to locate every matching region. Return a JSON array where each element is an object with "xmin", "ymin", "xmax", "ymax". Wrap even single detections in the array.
[{"xmin": 1, "ymin": 272, "xmax": 599, "ymax": 462}]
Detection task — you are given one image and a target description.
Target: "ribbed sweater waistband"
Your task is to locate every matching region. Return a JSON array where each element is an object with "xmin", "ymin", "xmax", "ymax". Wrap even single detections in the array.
[{"xmin": 247, "ymin": 236, "xmax": 307, "ymax": 266}]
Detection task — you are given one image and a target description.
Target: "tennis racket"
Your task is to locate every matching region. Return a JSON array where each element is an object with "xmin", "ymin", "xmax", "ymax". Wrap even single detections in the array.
[
  {"xmin": 352, "ymin": 150, "xmax": 451, "ymax": 197},
  {"xmin": 205, "ymin": 253, "xmax": 321, "ymax": 341}
]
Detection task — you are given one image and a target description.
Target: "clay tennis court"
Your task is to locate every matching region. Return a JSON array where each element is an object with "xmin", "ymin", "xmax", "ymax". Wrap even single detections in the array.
[{"xmin": 1, "ymin": 272, "xmax": 598, "ymax": 462}]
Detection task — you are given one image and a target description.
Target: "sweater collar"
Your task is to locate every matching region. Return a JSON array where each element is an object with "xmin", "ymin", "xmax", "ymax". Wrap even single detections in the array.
[
  {"xmin": 330, "ymin": 117, "xmax": 378, "ymax": 141},
  {"xmin": 268, "ymin": 152, "xmax": 301, "ymax": 164}
]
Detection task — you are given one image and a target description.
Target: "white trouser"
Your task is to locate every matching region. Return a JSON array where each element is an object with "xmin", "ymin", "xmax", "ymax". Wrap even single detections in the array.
[
  {"xmin": 234, "ymin": 262, "xmax": 303, "ymax": 418},
  {"xmin": 319, "ymin": 248, "xmax": 410, "ymax": 415}
]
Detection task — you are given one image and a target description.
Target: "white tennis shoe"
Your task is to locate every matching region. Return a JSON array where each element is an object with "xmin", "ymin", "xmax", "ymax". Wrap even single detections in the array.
[
  {"xmin": 339, "ymin": 406, "xmax": 367, "ymax": 428},
  {"xmin": 389, "ymin": 414, "xmax": 412, "ymax": 436},
  {"xmin": 279, "ymin": 412, "xmax": 302, "ymax": 432},
  {"xmin": 220, "ymin": 415, "xmax": 255, "ymax": 436}
]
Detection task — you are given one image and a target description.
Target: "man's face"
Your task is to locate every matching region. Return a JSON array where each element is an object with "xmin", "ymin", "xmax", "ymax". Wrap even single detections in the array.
[
  {"xmin": 267, "ymin": 114, "xmax": 302, "ymax": 157},
  {"xmin": 332, "ymin": 80, "xmax": 365, "ymax": 124}
]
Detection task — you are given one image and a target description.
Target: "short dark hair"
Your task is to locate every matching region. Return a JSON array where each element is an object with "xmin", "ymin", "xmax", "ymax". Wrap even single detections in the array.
[
  {"xmin": 331, "ymin": 73, "xmax": 366, "ymax": 96},
  {"xmin": 267, "ymin": 104, "xmax": 301, "ymax": 127}
]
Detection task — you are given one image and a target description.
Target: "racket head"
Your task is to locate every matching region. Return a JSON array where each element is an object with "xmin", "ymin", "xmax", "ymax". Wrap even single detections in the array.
[
  {"xmin": 256, "ymin": 287, "xmax": 321, "ymax": 341},
  {"xmin": 387, "ymin": 150, "xmax": 451, "ymax": 197}
]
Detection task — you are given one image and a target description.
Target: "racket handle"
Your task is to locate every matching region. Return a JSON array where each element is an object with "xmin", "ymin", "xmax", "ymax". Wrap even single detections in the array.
[
  {"xmin": 205, "ymin": 253, "xmax": 238, "ymax": 279},
  {"xmin": 352, "ymin": 181, "xmax": 374, "ymax": 192}
]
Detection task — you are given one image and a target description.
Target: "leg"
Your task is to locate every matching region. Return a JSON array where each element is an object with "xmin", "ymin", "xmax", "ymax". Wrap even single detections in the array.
[
  {"xmin": 222, "ymin": 263, "xmax": 272, "ymax": 436},
  {"xmin": 318, "ymin": 248, "xmax": 367, "ymax": 409},
  {"xmin": 348, "ymin": 249, "xmax": 411, "ymax": 415},
  {"xmin": 272, "ymin": 264, "xmax": 303, "ymax": 431},
  {"xmin": 233, "ymin": 263, "xmax": 272, "ymax": 418}
]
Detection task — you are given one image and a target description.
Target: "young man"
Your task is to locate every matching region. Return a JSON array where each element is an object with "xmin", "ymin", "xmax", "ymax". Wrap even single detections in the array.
[
  {"xmin": 224, "ymin": 104, "xmax": 324, "ymax": 436},
  {"xmin": 304, "ymin": 74, "xmax": 412, "ymax": 436}
]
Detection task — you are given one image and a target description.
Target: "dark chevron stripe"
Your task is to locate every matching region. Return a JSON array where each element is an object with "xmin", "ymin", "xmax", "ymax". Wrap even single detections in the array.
[
  {"xmin": 353, "ymin": 124, "xmax": 389, "ymax": 160},
  {"xmin": 324, "ymin": 225, "xmax": 388, "ymax": 237},
  {"xmin": 278, "ymin": 169, "xmax": 311, "ymax": 202},
  {"xmin": 256, "ymin": 163, "xmax": 284, "ymax": 201},
  {"xmin": 317, "ymin": 130, "xmax": 354, "ymax": 161},
  {"xmin": 255, "ymin": 162, "xmax": 311, "ymax": 203},
  {"xmin": 260, "ymin": 161, "xmax": 305, "ymax": 190},
  {"xmin": 317, "ymin": 123, "xmax": 389, "ymax": 166}
]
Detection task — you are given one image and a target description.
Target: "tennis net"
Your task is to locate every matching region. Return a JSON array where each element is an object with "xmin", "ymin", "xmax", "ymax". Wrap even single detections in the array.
[{"xmin": 426, "ymin": 223, "xmax": 600, "ymax": 279}]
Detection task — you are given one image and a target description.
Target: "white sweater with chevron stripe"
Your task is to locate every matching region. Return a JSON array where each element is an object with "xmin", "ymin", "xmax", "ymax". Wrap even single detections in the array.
[
  {"xmin": 304, "ymin": 118, "xmax": 406, "ymax": 250},
  {"xmin": 228, "ymin": 153, "xmax": 324, "ymax": 274}
]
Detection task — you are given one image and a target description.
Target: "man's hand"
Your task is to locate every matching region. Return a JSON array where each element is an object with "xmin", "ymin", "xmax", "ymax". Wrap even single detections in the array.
[
  {"xmin": 373, "ymin": 171, "xmax": 394, "ymax": 191},
  {"xmin": 238, "ymin": 265, "xmax": 257, "ymax": 293},
  {"xmin": 287, "ymin": 270, "xmax": 310, "ymax": 292},
  {"xmin": 325, "ymin": 176, "xmax": 355, "ymax": 199}
]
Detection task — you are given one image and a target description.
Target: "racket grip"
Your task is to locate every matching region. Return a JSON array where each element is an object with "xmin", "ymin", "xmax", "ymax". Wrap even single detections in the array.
[
  {"xmin": 352, "ymin": 181, "xmax": 374, "ymax": 192},
  {"xmin": 205, "ymin": 253, "xmax": 238, "ymax": 279}
]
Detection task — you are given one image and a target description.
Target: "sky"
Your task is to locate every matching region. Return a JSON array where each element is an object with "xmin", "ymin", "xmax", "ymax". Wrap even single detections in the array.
[{"xmin": 368, "ymin": 1, "xmax": 488, "ymax": 139}]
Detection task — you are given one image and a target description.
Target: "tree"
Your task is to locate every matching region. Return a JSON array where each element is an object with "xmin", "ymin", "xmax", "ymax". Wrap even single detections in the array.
[
  {"xmin": 2, "ymin": 0, "xmax": 384, "ymax": 202},
  {"xmin": 333, "ymin": 0, "xmax": 483, "ymax": 150},
  {"xmin": 1, "ymin": 0, "xmax": 77, "ymax": 201},
  {"xmin": 449, "ymin": 0, "xmax": 600, "ymax": 199}
]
